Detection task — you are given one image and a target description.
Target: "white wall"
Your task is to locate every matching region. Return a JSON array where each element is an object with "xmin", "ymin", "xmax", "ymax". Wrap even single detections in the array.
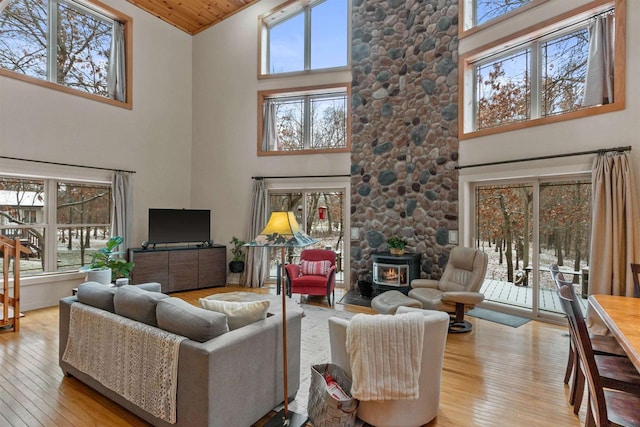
[
  {"xmin": 0, "ymin": 0, "xmax": 193, "ymax": 309},
  {"xmin": 458, "ymin": 0, "xmax": 640, "ymax": 242},
  {"xmin": 191, "ymin": 0, "xmax": 351, "ymax": 252}
]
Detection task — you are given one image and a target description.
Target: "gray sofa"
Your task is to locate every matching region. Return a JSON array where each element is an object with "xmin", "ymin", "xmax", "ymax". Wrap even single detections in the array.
[{"xmin": 59, "ymin": 283, "xmax": 303, "ymax": 427}]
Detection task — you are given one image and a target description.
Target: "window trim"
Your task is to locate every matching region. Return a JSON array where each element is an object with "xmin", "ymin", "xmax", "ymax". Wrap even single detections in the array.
[
  {"xmin": 257, "ymin": 83, "xmax": 352, "ymax": 156},
  {"xmin": 460, "ymin": 0, "xmax": 551, "ymax": 38},
  {"xmin": 257, "ymin": 0, "xmax": 350, "ymax": 79},
  {"xmin": 0, "ymin": 0, "xmax": 133, "ymax": 109},
  {"xmin": 459, "ymin": 0, "xmax": 625, "ymax": 140}
]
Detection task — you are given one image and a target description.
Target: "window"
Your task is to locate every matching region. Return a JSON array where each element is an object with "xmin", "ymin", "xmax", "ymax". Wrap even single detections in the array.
[
  {"xmin": 475, "ymin": 26, "xmax": 590, "ymax": 130},
  {"xmin": 473, "ymin": 177, "xmax": 591, "ymax": 316},
  {"xmin": 0, "ymin": 176, "xmax": 111, "ymax": 277},
  {"xmin": 260, "ymin": 0, "xmax": 348, "ymax": 76},
  {"xmin": 461, "ymin": 1, "xmax": 625, "ymax": 138},
  {"xmin": 0, "ymin": 0, "xmax": 131, "ymax": 107},
  {"xmin": 474, "ymin": 0, "xmax": 531, "ymax": 27},
  {"xmin": 259, "ymin": 86, "xmax": 350, "ymax": 154}
]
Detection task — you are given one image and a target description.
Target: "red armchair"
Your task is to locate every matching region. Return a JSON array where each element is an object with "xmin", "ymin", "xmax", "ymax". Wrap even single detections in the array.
[{"xmin": 285, "ymin": 249, "xmax": 337, "ymax": 306}]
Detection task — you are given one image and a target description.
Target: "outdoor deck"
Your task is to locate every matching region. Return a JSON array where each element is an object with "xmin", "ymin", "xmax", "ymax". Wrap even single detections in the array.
[{"xmin": 480, "ymin": 279, "xmax": 588, "ymax": 314}]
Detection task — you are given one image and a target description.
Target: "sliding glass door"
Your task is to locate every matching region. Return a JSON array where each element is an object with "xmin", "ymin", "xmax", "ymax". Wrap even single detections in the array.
[
  {"xmin": 267, "ymin": 189, "xmax": 345, "ymax": 283},
  {"xmin": 474, "ymin": 175, "xmax": 591, "ymax": 316}
]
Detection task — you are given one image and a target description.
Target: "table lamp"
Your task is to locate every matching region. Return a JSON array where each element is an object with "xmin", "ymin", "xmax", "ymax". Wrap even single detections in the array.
[{"xmin": 245, "ymin": 211, "xmax": 316, "ymax": 426}]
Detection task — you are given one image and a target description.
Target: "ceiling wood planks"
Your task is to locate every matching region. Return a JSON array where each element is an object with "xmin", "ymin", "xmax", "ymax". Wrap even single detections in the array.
[{"xmin": 126, "ymin": 0, "xmax": 260, "ymax": 35}]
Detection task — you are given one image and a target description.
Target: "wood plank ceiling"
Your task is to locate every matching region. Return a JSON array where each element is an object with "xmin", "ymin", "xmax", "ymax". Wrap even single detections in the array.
[{"xmin": 125, "ymin": 0, "xmax": 261, "ymax": 35}]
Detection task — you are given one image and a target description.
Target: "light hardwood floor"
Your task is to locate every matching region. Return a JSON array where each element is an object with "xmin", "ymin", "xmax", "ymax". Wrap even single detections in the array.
[{"xmin": 0, "ymin": 286, "xmax": 585, "ymax": 427}]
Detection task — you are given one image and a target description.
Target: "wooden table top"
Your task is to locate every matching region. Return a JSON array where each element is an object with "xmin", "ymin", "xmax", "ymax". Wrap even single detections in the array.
[{"xmin": 589, "ymin": 294, "xmax": 640, "ymax": 372}]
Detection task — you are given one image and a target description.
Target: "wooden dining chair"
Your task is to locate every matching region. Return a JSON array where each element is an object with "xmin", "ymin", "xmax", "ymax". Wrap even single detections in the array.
[
  {"xmin": 557, "ymin": 285, "xmax": 640, "ymax": 427},
  {"xmin": 549, "ymin": 265, "xmax": 627, "ymax": 414},
  {"xmin": 629, "ymin": 263, "xmax": 640, "ymax": 298}
]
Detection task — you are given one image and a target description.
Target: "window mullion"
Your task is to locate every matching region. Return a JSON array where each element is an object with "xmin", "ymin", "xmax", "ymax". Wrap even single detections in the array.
[
  {"xmin": 304, "ymin": 95, "xmax": 311, "ymax": 149},
  {"xmin": 47, "ymin": 0, "xmax": 58, "ymax": 84},
  {"xmin": 44, "ymin": 180, "xmax": 58, "ymax": 272},
  {"xmin": 530, "ymin": 42, "xmax": 541, "ymax": 120},
  {"xmin": 304, "ymin": 6, "xmax": 311, "ymax": 71}
]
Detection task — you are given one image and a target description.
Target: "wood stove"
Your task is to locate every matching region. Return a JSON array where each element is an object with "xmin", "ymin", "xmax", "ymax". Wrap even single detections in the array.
[{"xmin": 372, "ymin": 252, "xmax": 421, "ymax": 295}]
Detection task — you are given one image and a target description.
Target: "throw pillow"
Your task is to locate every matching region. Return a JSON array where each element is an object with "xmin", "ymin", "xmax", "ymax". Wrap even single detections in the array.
[
  {"xmin": 76, "ymin": 281, "xmax": 117, "ymax": 312},
  {"xmin": 156, "ymin": 297, "xmax": 229, "ymax": 342},
  {"xmin": 301, "ymin": 259, "xmax": 332, "ymax": 276},
  {"xmin": 198, "ymin": 298, "xmax": 270, "ymax": 330},
  {"xmin": 114, "ymin": 285, "xmax": 169, "ymax": 327}
]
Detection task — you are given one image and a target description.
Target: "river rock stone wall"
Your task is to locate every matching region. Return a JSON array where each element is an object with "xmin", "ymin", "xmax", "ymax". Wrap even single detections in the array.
[{"xmin": 350, "ymin": 0, "xmax": 459, "ymax": 288}]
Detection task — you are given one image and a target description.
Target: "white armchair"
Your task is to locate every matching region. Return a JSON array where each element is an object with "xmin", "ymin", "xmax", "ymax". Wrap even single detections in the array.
[
  {"xmin": 328, "ymin": 307, "xmax": 449, "ymax": 427},
  {"xmin": 409, "ymin": 246, "xmax": 488, "ymax": 333}
]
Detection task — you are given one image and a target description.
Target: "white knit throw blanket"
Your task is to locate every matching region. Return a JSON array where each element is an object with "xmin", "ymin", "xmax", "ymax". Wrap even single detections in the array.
[
  {"xmin": 62, "ymin": 303, "xmax": 186, "ymax": 424},
  {"xmin": 346, "ymin": 312, "xmax": 424, "ymax": 401}
]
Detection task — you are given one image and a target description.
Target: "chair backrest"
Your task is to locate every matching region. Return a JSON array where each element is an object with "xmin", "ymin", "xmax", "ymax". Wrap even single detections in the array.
[
  {"xmin": 328, "ymin": 308, "xmax": 449, "ymax": 427},
  {"xmin": 300, "ymin": 249, "xmax": 336, "ymax": 266},
  {"xmin": 557, "ymin": 284, "xmax": 609, "ymax": 425},
  {"xmin": 630, "ymin": 263, "xmax": 640, "ymax": 298},
  {"xmin": 438, "ymin": 247, "xmax": 488, "ymax": 293},
  {"xmin": 548, "ymin": 264, "xmax": 567, "ymax": 285}
]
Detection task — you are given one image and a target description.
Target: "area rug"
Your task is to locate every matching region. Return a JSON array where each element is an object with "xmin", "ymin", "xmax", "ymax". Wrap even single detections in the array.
[
  {"xmin": 466, "ymin": 307, "xmax": 530, "ymax": 328},
  {"xmin": 337, "ymin": 290, "xmax": 372, "ymax": 308}
]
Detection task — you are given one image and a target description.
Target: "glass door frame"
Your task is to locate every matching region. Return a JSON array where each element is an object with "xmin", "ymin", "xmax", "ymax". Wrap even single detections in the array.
[
  {"xmin": 461, "ymin": 168, "xmax": 591, "ymax": 322},
  {"xmin": 264, "ymin": 177, "xmax": 351, "ymax": 286}
]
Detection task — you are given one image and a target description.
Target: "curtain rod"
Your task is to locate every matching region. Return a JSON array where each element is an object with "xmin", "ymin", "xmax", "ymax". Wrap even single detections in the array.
[
  {"xmin": 252, "ymin": 174, "xmax": 350, "ymax": 180},
  {"xmin": 456, "ymin": 146, "xmax": 631, "ymax": 170},
  {"xmin": 0, "ymin": 155, "xmax": 136, "ymax": 174}
]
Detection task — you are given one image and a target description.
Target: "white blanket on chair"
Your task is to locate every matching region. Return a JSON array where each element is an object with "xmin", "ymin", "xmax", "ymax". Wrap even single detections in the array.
[
  {"xmin": 62, "ymin": 303, "xmax": 186, "ymax": 424},
  {"xmin": 346, "ymin": 312, "xmax": 424, "ymax": 401}
]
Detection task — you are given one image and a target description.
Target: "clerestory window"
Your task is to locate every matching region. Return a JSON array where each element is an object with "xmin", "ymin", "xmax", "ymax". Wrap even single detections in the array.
[
  {"xmin": 258, "ymin": 86, "xmax": 350, "ymax": 155},
  {"xmin": 0, "ymin": 0, "xmax": 131, "ymax": 107},
  {"xmin": 259, "ymin": 0, "xmax": 348, "ymax": 77},
  {"xmin": 461, "ymin": 1, "xmax": 625, "ymax": 138}
]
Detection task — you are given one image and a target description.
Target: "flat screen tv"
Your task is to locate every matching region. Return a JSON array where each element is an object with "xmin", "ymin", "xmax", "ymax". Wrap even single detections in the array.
[{"xmin": 148, "ymin": 209, "xmax": 210, "ymax": 244}]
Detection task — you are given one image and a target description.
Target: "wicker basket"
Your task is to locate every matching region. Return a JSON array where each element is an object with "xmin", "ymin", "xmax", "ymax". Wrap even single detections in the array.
[{"xmin": 307, "ymin": 363, "xmax": 358, "ymax": 427}]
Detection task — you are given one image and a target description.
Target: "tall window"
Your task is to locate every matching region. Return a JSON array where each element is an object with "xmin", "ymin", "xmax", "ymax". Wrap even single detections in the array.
[
  {"xmin": 0, "ymin": 0, "xmax": 129, "ymax": 104},
  {"xmin": 260, "ymin": 0, "xmax": 348, "ymax": 76},
  {"xmin": 259, "ymin": 86, "xmax": 350, "ymax": 154},
  {"xmin": 0, "ymin": 176, "xmax": 111, "ymax": 277}
]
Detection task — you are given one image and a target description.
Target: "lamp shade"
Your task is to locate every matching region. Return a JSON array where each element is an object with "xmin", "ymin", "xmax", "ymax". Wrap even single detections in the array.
[{"xmin": 245, "ymin": 211, "xmax": 317, "ymax": 248}]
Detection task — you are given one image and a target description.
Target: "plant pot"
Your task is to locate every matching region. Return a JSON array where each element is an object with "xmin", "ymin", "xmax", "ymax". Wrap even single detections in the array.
[
  {"xmin": 389, "ymin": 247, "xmax": 405, "ymax": 255},
  {"xmin": 86, "ymin": 268, "xmax": 112, "ymax": 285},
  {"xmin": 229, "ymin": 261, "xmax": 245, "ymax": 273}
]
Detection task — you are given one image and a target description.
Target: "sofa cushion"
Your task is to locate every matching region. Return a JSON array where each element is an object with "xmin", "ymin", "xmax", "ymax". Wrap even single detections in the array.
[
  {"xmin": 114, "ymin": 286, "xmax": 169, "ymax": 327},
  {"xmin": 300, "ymin": 259, "xmax": 331, "ymax": 276},
  {"xmin": 156, "ymin": 298, "xmax": 229, "ymax": 342},
  {"xmin": 199, "ymin": 298, "xmax": 270, "ymax": 330},
  {"xmin": 76, "ymin": 282, "xmax": 117, "ymax": 312}
]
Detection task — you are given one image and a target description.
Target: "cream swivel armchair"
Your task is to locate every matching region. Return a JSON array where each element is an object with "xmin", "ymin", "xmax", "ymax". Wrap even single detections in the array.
[
  {"xmin": 329, "ymin": 307, "xmax": 450, "ymax": 427},
  {"xmin": 409, "ymin": 246, "xmax": 488, "ymax": 333}
]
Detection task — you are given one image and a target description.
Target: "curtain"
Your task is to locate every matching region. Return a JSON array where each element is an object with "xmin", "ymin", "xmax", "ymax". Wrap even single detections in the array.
[
  {"xmin": 587, "ymin": 152, "xmax": 640, "ymax": 333},
  {"xmin": 108, "ymin": 21, "xmax": 126, "ymax": 102},
  {"xmin": 111, "ymin": 172, "xmax": 132, "ymax": 255},
  {"xmin": 261, "ymin": 100, "xmax": 278, "ymax": 152},
  {"xmin": 582, "ymin": 13, "xmax": 614, "ymax": 107},
  {"xmin": 244, "ymin": 179, "xmax": 268, "ymax": 287}
]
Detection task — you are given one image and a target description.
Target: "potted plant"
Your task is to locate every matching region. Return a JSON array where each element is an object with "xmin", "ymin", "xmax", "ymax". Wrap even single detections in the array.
[
  {"xmin": 229, "ymin": 236, "xmax": 246, "ymax": 273},
  {"xmin": 80, "ymin": 236, "xmax": 134, "ymax": 284},
  {"xmin": 386, "ymin": 236, "xmax": 408, "ymax": 255}
]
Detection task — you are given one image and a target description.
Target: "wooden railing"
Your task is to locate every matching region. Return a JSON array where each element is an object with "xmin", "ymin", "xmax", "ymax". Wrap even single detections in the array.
[{"xmin": 0, "ymin": 235, "xmax": 29, "ymax": 332}]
